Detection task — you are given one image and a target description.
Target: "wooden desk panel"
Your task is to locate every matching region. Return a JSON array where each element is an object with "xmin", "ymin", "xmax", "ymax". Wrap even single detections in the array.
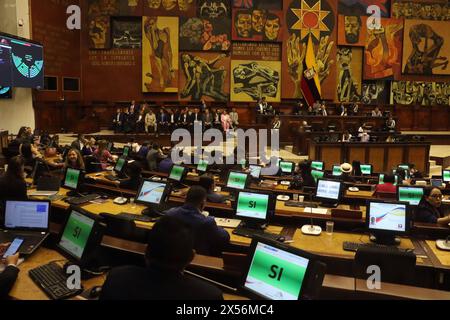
[
  {"xmin": 368, "ymin": 147, "xmax": 385, "ymax": 173},
  {"xmin": 425, "ymin": 240, "xmax": 450, "ymax": 268}
]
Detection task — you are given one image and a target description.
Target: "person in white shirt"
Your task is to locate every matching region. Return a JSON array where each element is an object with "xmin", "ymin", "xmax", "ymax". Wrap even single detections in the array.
[
  {"xmin": 257, "ymin": 97, "xmax": 267, "ymax": 114},
  {"xmin": 342, "ymin": 130, "xmax": 352, "ymax": 142},
  {"xmin": 229, "ymin": 108, "xmax": 239, "ymax": 128},
  {"xmin": 371, "ymin": 107, "xmax": 383, "ymax": 117},
  {"xmin": 145, "ymin": 110, "xmax": 157, "ymax": 134},
  {"xmin": 386, "ymin": 116, "xmax": 396, "ymax": 131},
  {"xmin": 272, "ymin": 116, "xmax": 281, "ymax": 129},
  {"xmin": 320, "ymin": 103, "xmax": 328, "ymax": 116},
  {"xmin": 340, "ymin": 104, "xmax": 348, "ymax": 116}
]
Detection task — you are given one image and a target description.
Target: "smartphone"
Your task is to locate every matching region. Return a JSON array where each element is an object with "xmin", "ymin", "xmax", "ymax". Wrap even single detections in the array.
[{"xmin": 3, "ymin": 238, "xmax": 24, "ymax": 258}]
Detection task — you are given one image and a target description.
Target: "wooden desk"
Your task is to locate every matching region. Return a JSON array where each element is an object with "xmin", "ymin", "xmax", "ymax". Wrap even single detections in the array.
[{"xmin": 309, "ymin": 141, "xmax": 431, "ymax": 174}]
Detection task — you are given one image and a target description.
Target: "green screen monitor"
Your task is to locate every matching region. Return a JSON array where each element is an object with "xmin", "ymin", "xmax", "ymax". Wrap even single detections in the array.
[
  {"xmin": 114, "ymin": 157, "xmax": 127, "ymax": 174},
  {"xmin": 169, "ymin": 165, "xmax": 186, "ymax": 182},
  {"xmin": 197, "ymin": 159, "xmax": 208, "ymax": 172},
  {"xmin": 332, "ymin": 165, "xmax": 342, "ymax": 176},
  {"xmin": 360, "ymin": 164, "xmax": 373, "ymax": 175},
  {"xmin": 311, "ymin": 161, "xmax": 324, "ymax": 171},
  {"xmin": 122, "ymin": 146, "xmax": 130, "ymax": 157},
  {"xmin": 56, "ymin": 208, "xmax": 103, "ymax": 265},
  {"xmin": 236, "ymin": 191, "xmax": 270, "ymax": 221},
  {"xmin": 443, "ymin": 170, "xmax": 450, "ymax": 183},
  {"xmin": 243, "ymin": 239, "xmax": 313, "ymax": 300},
  {"xmin": 63, "ymin": 168, "xmax": 81, "ymax": 191},
  {"xmin": 398, "ymin": 186, "xmax": 424, "ymax": 206},
  {"xmin": 311, "ymin": 170, "xmax": 324, "ymax": 183},
  {"xmin": 227, "ymin": 171, "xmax": 248, "ymax": 190},
  {"xmin": 279, "ymin": 161, "xmax": 294, "ymax": 174}
]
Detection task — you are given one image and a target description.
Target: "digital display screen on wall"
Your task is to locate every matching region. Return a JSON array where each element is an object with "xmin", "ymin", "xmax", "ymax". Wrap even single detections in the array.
[
  {"xmin": 0, "ymin": 86, "xmax": 12, "ymax": 99},
  {"xmin": 0, "ymin": 32, "xmax": 44, "ymax": 89}
]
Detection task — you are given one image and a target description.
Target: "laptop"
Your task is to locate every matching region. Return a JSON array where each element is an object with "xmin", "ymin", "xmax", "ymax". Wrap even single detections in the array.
[
  {"xmin": 0, "ymin": 200, "xmax": 51, "ymax": 255},
  {"xmin": 29, "ymin": 176, "xmax": 60, "ymax": 196}
]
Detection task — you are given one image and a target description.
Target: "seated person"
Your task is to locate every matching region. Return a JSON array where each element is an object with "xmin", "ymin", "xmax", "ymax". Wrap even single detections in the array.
[
  {"xmin": 0, "ymin": 243, "xmax": 20, "ymax": 299},
  {"xmin": 93, "ymin": 140, "xmax": 114, "ymax": 170},
  {"xmin": 339, "ymin": 163, "xmax": 356, "ymax": 183},
  {"xmin": 158, "ymin": 156, "xmax": 174, "ymax": 173},
  {"xmin": 371, "ymin": 107, "xmax": 383, "ymax": 117},
  {"xmin": 165, "ymin": 186, "xmax": 230, "ymax": 257},
  {"xmin": 415, "ymin": 188, "xmax": 450, "ymax": 225},
  {"xmin": 146, "ymin": 143, "xmax": 167, "ymax": 171},
  {"xmin": 386, "ymin": 116, "xmax": 396, "ymax": 131},
  {"xmin": 299, "ymin": 160, "xmax": 316, "ymax": 188},
  {"xmin": 19, "ymin": 142, "xmax": 41, "ymax": 173},
  {"xmin": 342, "ymin": 130, "xmax": 352, "ymax": 142},
  {"xmin": 0, "ymin": 156, "xmax": 28, "ymax": 204},
  {"xmin": 119, "ymin": 162, "xmax": 143, "ymax": 191},
  {"xmin": 65, "ymin": 149, "xmax": 85, "ymax": 170},
  {"xmin": 396, "ymin": 167, "xmax": 411, "ymax": 185},
  {"xmin": 198, "ymin": 175, "xmax": 227, "ymax": 204},
  {"xmin": 81, "ymin": 137, "xmax": 96, "ymax": 156},
  {"xmin": 100, "ymin": 216, "xmax": 223, "ymax": 300},
  {"xmin": 71, "ymin": 134, "xmax": 86, "ymax": 151},
  {"xmin": 374, "ymin": 174, "xmax": 397, "ymax": 194}
]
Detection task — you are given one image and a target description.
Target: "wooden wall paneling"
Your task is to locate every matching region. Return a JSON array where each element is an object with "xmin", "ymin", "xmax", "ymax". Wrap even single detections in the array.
[
  {"xmin": 414, "ymin": 106, "xmax": 432, "ymax": 131},
  {"xmin": 395, "ymin": 105, "xmax": 414, "ymax": 131},
  {"xmin": 348, "ymin": 147, "xmax": 366, "ymax": 167},
  {"xmin": 318, "ymin": 146, "xmax": 342, "ymax": 170},
  {"xmin": 430, "ymin": 106, "xmax": 450, "ymax": 131},
  {"xmin": 386, "ymin": 146, "xmax": 404, "ymax": 172},
  {"xmin": 407, "ymin": 146, "xmax": 428, "ymax": 174},
  {"xmin": 368, "ymin": 147, "xmax": 385, "ymax": 173}
]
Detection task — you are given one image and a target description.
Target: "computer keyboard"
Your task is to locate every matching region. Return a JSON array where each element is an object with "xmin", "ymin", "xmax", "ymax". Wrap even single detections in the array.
[
  {"xmin": 66, "ymin": 194, "xmax": 100, "ymax": 205},
  {"xmin": 342, "ymin": 241, "xmax": 413, "ymax": 253},
  {"xmin": 29, "ymin": 262, "xmax": 83, "ymax": 300},
  {"xmin": 285, "ymin": 201, "xmax": 318, "ymax": 208},
  {"xmin": 233, "ymin": 227, "xmax": 283, "ymax": 242},
  {"xmin": 105, "ymin": 174, "xmax": 119, "ymax": 181},
  {"xmin": 117, "ymin": 212, "xmax": 157, "ymax": 222}
]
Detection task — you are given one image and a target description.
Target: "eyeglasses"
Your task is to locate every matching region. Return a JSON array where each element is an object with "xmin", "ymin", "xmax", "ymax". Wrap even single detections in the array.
[{"xmin": 430, "ymin": 194, "xmax": 443, "ymax": 199}]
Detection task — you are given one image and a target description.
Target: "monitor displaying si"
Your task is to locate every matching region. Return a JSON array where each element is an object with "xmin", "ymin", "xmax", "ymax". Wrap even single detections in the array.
[
  {"xmin": 367, "ymin": 200, "xmax": 409, "ymax": 234},
  {"xmin": 315, "ymin": 179, "xmax": 342, "ymax": 202},
  {"xmin": 249, "ymin": 165, "xmax": 262, "ymax": 179},
  {"xmin": 235, "ymin": 191, "xmax": 270, "ymax": 221},
  {"xmin": 443, "ymin": 170, "xmax": 450, "ymax": 183},
  {"xmin": 332, "ymin": 165, "xmax": 342, "ymax": 176},
  {"xmin": 398, "ymin": 186, "xmax": 424, "ymax": 206},
  {"xmin": 311, "ymin": 161, "xmax": 324, "ymax": 171},
  {"xmin": 311, "ymin": 170, "xmax": 324, "ymax": 183},
  {"xmin": 57, "ymin": 209, "xmax": 103, "ymax": 265},
  {"xmin": 63, "ymin": 168, "xmax": 82, "ymax": 191},
  {"xmin": 4, "ymin": 200, "xmax": 50, "ymax": 231},
  {"xmin": 279, "ymin": 161, "xmax": 294, "ymax": 174},
  {"xmin": 169, "ymin": 165, "xmax": 187, "ymax": 182},
  {"xmin": 197, "ymin": 159, "xmax": 208, "ymax": 172},
  {"xmin": 136, "ymin": 180, "xmax": 170, "ymax": 206},
  {"xmin": 226, "ymin": 171, "xmax": 248, "ymax": 190},
  {"xmin": 242, "ymin": 239, "xmax": 313, "ymax": 300},
  {"xmin": 122, "ymin": 146, "xmax": 130, "ymax": 157},
  {"xmin": 360, "ymin": 164, "xmax": 373, "ymax": 175},
  {"xmin": 114, "ymin": 157, "xmax": 127, "ymax": 174}
]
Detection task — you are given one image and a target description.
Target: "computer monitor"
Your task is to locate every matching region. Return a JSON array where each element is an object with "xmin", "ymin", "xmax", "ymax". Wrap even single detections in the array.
[
  {"xmin": 379, "ymin": 173, "xmax": 398, "ymax": 185},
  {"xmin": 226, "ymin": 171, "xmax": 248, "ymax": 190},
  {"xmin": 360, "ymin": 164, "xmax": 373, "ymax": 175},
  {"xmin": 249, "ymin": 165, "xmax": 262, "ymax": 179},
  {"xmin": 431, "ymin": 178, "xmax": 443, "ymax": 188},
  {"xmin": 235, "ymin": 191, "xmax": 272, "ymax": 224},
  {"xmin": 311, "ymin": 161, "xmax": 324, "ymax": 171},
  {"xmin": 332, "ymin": 165, "xmax": 342, "ymax": 176},
  {"xmin": 397, "ymin": 186, "xmax": 424, "ymax": 206},
  {"xmin": 106, "ymin": 142, "xmax": 113, "ymax": 152},
  {"xmin": 315, "ymin": 179, "xmax": 342, "ymax": 206},
  {"xmin": 366, "ymin": 200, "xmax": 410, "ymax": 245},
  {"xmin": 197, "ymin": 159, "xmax": 208, "ymax": 173},
  {"xmin": 31, "ymin": 160, "xmax": 50, "ymax": 185},
  {"xmin": 62, "ymin": 167, "xmax": 83, "ymax": 191},
  {"xmin": 122, "ymin": 146, "xmax": 130, "ymax": 157},
  {"xmin": 311, "ymin": 170, "xmax": 324, "ymax": 183},
  {"xmin": 443, "ymin": 170, "xmax": 450, "ymax": 183},
  {"xmin": 136, "ymin": 180, "xmax": 171, "ymax": 207},
  {"xmin": 114, "ymin": 157, "xmax": 127, "ymax": 174},
  {"xmin": 242, "ymin": 237, "xmax": 324, "ymax": 300},
  {"xmin": 279, "ymin": 161, "xmax": 294, "ymax": 174},
  {"xmin": 169, "ymin": 165, "xmax": 187, "ymax": 182},
  {"xmin": 4, "ymin": 200, "xmax": 50, "ymax": 231},
  {"xmin": 57, "ymin": 208, "xmax": 103, "ymax": 266}
]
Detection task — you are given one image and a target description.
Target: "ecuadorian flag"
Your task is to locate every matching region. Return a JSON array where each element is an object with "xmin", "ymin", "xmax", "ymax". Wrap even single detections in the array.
[{"xmin": 300, "ymin": 35, "xmax": 322, "ymax": 107}]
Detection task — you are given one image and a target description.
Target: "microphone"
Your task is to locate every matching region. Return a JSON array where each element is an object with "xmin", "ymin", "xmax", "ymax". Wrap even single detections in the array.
[
  {"xmin": 113, "ymin": 180, "xmax": 128, "ymax": 205},
  {"xmin": 301, "ymin": 191, "xmax": 322, "ymax": 236}
]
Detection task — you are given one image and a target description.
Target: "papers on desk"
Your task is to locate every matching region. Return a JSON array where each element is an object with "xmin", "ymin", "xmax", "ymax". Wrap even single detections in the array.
[
  {"xmin": 303, "ymin": 208, "xmax": 328, "ymax": 215},
  {"xmin": 28, "ymin": 191, "xmax": 58, "ymax": 197}
]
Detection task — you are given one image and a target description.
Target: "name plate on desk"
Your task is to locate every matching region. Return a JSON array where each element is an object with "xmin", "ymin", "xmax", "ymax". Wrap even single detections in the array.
[{"xmin": 331, "ymin": 208, "xmax": 362, "ymax": 220}]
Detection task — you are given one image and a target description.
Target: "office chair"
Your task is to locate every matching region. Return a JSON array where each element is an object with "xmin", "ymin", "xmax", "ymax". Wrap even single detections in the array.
[
  {"xmin": 353, "ymin": 246, "xmax": 416, "ymax": 286},
  {"xmin": 84, "ymin": 156, "xmax": 102, "ymax": 173},
  {"xmin": 374, "ymin": 191, "xmax": 397, "ymax": 200}
]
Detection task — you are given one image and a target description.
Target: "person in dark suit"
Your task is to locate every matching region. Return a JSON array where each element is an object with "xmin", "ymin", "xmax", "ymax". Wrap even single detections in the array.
[
  {"xmin": 112, "ymin": 108, "xmax": 124, "ymax": 132},
  {"xmin": 157, "ymin": 109, "xmax": 168, "ymax": 135},
  {"xmin": 198, "ymin": 175, "xmax": 228, "ymax": 204},
  {"xmin": 167, "ymin": 109, "xmax": 178, "ymax": 132},
  {"xmin": 165, "ymin": 186, "xmax": 230, "ymax": 257},
  {"xmin": 70, "ymin": 134, "xmax": 85, "ymax": 151},
  {"xmin": 119, "ymin": 161, "xmax": 143, "ymax": 191},
  {"xmin": 415, "ymin": 188, "xmax": 450, "ymax": 225},
  {"xmin": 146, "ymin": 143, "xmax": 167, "ymax": 171},
  {"xmin": 0, "ymin": 156, "xmax": 28, "ymax": 205},
  {"xmin": 0, "ymin": 243, "xmax": 20, "ymax": 299},
  {"xmin": 99, "ymin": 215, "xmax": 223, "ymax": 300}
]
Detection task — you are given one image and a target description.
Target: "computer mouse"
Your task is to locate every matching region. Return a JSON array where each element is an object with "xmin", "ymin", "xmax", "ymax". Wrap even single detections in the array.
[
  {"xmin": 277, "ymin": 236, "xmax": 286, "ymax": 242},
  {"xmin": 88, "ymin": 286, "xmax": 102, "ymax": 299}
]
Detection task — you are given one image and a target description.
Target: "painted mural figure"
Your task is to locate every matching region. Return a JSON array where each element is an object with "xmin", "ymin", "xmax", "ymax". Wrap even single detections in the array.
[
  {"xmin": 181, "ymin": 53, "xmax": 228, "ymax": 101},
  {"xmin": 337, "ymin": 47, "xmax": 359, "ymax": 102},
  {"xmin": 404, "ymin": 24, "xmax": 448, "ymax": 75},
  {"xmin": 232, "ymin": 62, "xmax": 279, "ymax": 100},
  {"xmin": 144, "ymin": 17, "xmax": 174, "ymax": 90}
]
